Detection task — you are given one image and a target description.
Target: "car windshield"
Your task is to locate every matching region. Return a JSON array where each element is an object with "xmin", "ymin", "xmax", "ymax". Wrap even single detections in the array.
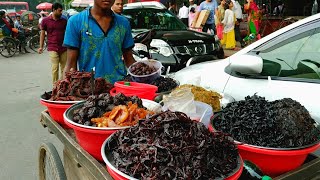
[{"xmin": 122, "ymin": 8, "xmax": 187, "ymax": 31}]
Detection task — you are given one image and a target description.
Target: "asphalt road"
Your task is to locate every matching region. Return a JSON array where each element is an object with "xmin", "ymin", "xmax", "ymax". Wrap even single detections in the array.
[{"xmin": 0, "ymin": 51, "xmax": 63, "ymax": 180}]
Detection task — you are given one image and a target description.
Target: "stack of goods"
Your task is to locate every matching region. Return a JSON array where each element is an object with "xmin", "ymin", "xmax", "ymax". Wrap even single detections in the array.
[
  {"xmin": 73, "ymin": 93, "xmax": 154, "ymax": 127},
  {"xmin": 175, "ymin": 84, "xmax": 222, "ymax": 112},
  {"xmin": 213, "ymin": 95, "xmax": 320, "ymax": 148},
  {"xmin": 48, "ymin": 71, "xmax": 113, "ymax": 101},
  {"xmin": 105, "ymin": 111, "xmax": 240, "ymax": 179}
]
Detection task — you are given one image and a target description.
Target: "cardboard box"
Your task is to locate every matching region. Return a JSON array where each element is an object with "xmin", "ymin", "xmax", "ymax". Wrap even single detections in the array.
[{"xmin": 194, "ymin": 10, "xmax": 210, "ymax": 28}]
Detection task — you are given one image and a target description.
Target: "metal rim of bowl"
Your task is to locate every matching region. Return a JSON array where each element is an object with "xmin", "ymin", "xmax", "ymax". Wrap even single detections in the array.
[
  {"xmin": 101, "ymin": 131, "xmax": 243, "ymax": 180},
  {"xmin": 210, "ymin": 113, "xmax": 320, "ymax": 151},
  {"xmin": 64, "ymin": 99, "xmax": 162, "ymax": 130},
  {"xmin": 40, "ymin": 91, "xmax": 83, "ymax": 104}
]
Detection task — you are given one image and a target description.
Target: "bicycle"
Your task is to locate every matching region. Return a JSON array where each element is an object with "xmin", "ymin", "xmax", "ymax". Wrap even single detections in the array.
[{"xmin": 0, "ymin": 36, "xmax": 17, "ymax": 58}]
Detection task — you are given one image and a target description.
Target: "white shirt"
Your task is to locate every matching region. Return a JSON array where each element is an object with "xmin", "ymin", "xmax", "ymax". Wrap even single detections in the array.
[
  {"xmin": 222, "ymin": 9, "xmax": 235, "ymax": 33},
  {"xmin": 232, "ymin": 0, "xmax": 243, "ymax": 19},
  {"xmin": 179, "ymin": 5, "xmax": 189, "ymax": 19}
]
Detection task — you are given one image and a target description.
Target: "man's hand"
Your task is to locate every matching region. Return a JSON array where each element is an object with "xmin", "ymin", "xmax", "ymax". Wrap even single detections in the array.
[{"xmin": 38, "ymin": 47, "xmax": 43, "ymax": 54}]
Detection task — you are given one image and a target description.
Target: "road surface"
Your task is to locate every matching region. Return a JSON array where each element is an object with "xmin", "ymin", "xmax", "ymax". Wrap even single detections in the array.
[{"xmin": 0, "ymin": 51, "xmax": 63, "ymax": 180}]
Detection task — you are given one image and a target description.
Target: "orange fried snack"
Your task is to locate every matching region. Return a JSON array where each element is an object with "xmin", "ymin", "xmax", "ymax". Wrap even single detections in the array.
[{"xmin": 91, "ymin": 102, "xmax": 154, "ymax": 127}]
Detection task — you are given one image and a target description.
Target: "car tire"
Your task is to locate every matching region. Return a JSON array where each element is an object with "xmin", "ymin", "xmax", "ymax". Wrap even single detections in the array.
[{"xmin": 217, "ymin": 48, "xmax": 225, "ymax": 59}]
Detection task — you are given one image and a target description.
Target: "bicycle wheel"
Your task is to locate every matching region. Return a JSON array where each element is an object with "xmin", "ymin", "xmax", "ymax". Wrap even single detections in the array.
[
  {"xmin": 38, "ymin": 142, "xmax": 67, "ymax": 180},
  {"xmin": 29, "ymin": 35, "xmax": 41, "ymax": 53},
  {"xmin": 0, "ymin": 37, "xmax": 17, "ymax": 58}
]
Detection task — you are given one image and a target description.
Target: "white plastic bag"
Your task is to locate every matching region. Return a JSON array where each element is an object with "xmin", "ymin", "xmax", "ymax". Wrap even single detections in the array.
[{"xmin": 162, "ymin": 87, "xmax": 196, "ymax": 114}]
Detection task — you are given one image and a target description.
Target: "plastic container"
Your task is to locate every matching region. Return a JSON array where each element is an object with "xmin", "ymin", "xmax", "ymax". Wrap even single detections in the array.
[
  {"xmin": 64, "ymin": 100, "xmax": 162, "ymax": 161},
  {"xmin": 237, "ymin": 142, "xmax": 320, "ymax": 177},
  {"xmin": 187, "ymin": 101, "xmax": 213, "ymax": 127},
  {"xmin": 110, "ymin": 88, "xmax": 156, "ymax": 100},
  {"xmin": 101, "ymin": 134, "xmax": 244, "ymax": 180},
  {"xmin": 128, "ymin": 59, "xmax": 162, "ymax": 83},
  {"xmin": 111, "ymin": 81, "xmax": 158, "ymax": 100},
  {"xmin": 210, "ymin": 117, "xmax": 320, "ymax": 177},
  {"xmin": 40, "ymin": 99, "xmax": 74, "ymax": 128},
  {"xmin": 114, "ymin": 81, "xmax": 158, "ymax": 92}
]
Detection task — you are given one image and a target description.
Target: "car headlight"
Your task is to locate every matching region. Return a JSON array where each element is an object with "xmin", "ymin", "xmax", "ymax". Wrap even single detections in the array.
[{"xmin": 150, "ymin": 39, "xmax": 173, "ymax": 57}]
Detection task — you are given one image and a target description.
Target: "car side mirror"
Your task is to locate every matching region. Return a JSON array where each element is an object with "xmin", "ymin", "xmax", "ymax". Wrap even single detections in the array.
[{"xmin": 229, "ymin": 54, "xmax": 263, "ymax": 74}]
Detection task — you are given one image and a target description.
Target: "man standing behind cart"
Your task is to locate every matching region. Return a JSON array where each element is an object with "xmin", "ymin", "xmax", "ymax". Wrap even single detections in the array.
[{"xmin": 63, "ymin": 0, "xmax": 135, "ymax": 84}]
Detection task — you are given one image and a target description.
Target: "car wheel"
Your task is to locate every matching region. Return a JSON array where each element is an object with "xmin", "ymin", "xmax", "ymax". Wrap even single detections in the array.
[{"xmin": 217, "ymin": 48, "xmax": 225, "ymax": 59}]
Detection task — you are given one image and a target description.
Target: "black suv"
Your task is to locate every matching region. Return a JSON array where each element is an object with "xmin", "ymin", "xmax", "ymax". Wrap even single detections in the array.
[{"xmin": 123, "ymin": 2, "xmax": 224, "ymax": 72}]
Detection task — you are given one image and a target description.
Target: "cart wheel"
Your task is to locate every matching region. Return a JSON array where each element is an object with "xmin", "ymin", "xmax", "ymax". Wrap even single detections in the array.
[{"xmin": 38, "ymin": 142, "xmax": 67, "ymax": 180}]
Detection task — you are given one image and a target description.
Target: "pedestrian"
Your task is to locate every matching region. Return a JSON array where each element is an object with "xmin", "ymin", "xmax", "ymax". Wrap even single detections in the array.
[
  {"xmin": 216, "ymin": 0, "xmax": 225, "ymax": 39},
  {"xmin": 112, "ymin": 0, "xmax": 124, "ymax": 15},
  {"xmin": 168, "ymin": 1, "xmax": 178, "ymax": 15},
  {"xmin": 63, "ymin": 0, "xmax": 136, "ymax": 84},
  {"xmin": 232, "ymin": 0, "xmax": 245, "ymax": 47},
  {"xmin": 243, "ymin": 0, "xmax": 261, "ymax": 42},
  {"xmin": 189, "ymin": 0, "xmax": 197, "ymax": 11},
  {"xmin": 196, "ymin": 0, "xmax": 218, "ymax": 34},
  {"xmin": 38, "ymin": 3, "xmax": 67, "ymax": 85},
  {"xmin": 273, "ymin": 1, "xmax": 285, "ymax": 17},
  {"xmin": 220, "ymin": 0, "xmax": 237, "ymax": 50},
  {"xmin": 179, "ymin": 1, "xmax": 189, "ymax": 26},
  {"xmin": 14, "ymin": 14, "xmax": 30, "ymax": 53}
]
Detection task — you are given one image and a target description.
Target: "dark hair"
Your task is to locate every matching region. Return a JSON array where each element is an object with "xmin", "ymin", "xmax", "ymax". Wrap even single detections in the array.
[
  {"xmin": 0, "ymin": 10, "xmax": 5, "ymax": 16},
  {"xmin": 224, "ymin": 0, "xmax": 231, "ymax": 10},
  {"xmin": 190, "ymin": 7, "xmax": 195, "ymax": 13},
  {"xmin": 52, "ymin": 2, "xmax": 63, "ymax": 11}
]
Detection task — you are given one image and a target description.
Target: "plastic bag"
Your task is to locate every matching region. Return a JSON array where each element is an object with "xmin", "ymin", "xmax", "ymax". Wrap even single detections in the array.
[
  {"xmin": 162, "ymin": 87, "xmax": 196, "ymax": 114},
  {"xmin": 217, "ymin": 24, "xmax": 223, "ymax": 40}
]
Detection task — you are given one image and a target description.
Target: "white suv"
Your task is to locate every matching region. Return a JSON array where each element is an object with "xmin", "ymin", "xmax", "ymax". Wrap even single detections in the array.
[{"xmin": 173, "ymin": 13, "xmax": 320, "ymax": 124}]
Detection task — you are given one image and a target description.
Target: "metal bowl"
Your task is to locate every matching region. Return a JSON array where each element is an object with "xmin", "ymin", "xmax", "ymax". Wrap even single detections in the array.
[{"xmin": 64, "ymin": 99, "xmax": 162, "ymax": 130}]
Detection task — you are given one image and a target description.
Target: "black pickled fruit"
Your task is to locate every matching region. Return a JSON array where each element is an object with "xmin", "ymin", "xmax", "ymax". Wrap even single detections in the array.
[
  {"xmin": 213, "ymin": 95, "xmax": 320, "ymax": 148},
  {"xmin": 107, "ymin": 111, "xmax": 239, "ymax": 179}
]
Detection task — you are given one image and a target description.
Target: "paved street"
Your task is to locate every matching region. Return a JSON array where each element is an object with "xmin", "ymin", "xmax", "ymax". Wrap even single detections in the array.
[{"xmin": 0, "ymin": 51, "xmax": 63, "ymax": 180}]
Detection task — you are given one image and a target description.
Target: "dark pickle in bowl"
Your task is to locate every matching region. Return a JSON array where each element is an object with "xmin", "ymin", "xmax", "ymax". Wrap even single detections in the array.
[{"xmin": 103, "ymin": 111, "xmax": 243, "ymax": 180}]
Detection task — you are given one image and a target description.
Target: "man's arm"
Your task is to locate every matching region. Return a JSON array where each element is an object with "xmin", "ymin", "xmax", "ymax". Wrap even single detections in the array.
[
  {"xmin": 122, "ymin": 49, "xmax": 135, "ymax": 68},
  {"xmin": 38, "ymin": 30, "xmax": 46, "ymax": 54},
  {"xmin": 63, "ymin": 48, "xmax": 79, "ymax": 78}
]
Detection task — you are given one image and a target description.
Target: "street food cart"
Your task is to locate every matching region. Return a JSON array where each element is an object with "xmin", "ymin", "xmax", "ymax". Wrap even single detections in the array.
[{"xmin": 39, "ymin": 110, "xmax": 320, "ymax": 180}]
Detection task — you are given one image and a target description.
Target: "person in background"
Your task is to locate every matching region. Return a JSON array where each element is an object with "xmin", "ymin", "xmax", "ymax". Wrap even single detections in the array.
[
  {"xmin": 215, "ymin": 0, "xmax": 225, "ymax": 39},
  {"xmin": 189, "ymin": 0, "xmax": 197, "ymax": 11},
  {"xmin": 179, "ymin": 1, "xmax": 189, "ymax": 26},
  {"xmin": 220, "ymin": 0, "xmax": 236, "ymax": 50},
  {"xmin": 38, "ymin": 3, "xmax": 67, "ymax": 85},
  {"xmin": 189, "ymin": 7, "xmax": 196, "ymax": 28},
  {"xmin": 243, "ymin": 0, "xmax": 261, "ymax": 42},
  {"xmin": 63, "ymin": 0, "xmax": 135, "ymax": 84},
  {"xmin": 216, "ymin": 0, "xmax": 225, "ymax": 26},
  {"xmin": 232, "ymin": 0, "xmax": 245, "ymax": 47},
  {"xmin": 14, "ymin": 14, "xmax": 29, "ymax": 53},
  {"xmin": 194, "ymin": 0, "xmax": 218, "ymax": 34},
  {"xmin": 112, "ymin": 0, "xmax": 124, "ymax": 15},
  {"xmin": 0, "ymin": 10, "xmax": 12, "ymax": 37},
  {"xmin": 273, "ymin": 1, "xmax": 285, "ymax": 17},
  {"xmin": 168, "ymin": 1, "xmax": 178, "ymax": 15}
]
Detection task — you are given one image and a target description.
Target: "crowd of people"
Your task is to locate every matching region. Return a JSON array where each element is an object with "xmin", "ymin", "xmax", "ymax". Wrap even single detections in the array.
[{"xmin": 169, "ymin": 0, "xmax": 266, "ymax": 50}]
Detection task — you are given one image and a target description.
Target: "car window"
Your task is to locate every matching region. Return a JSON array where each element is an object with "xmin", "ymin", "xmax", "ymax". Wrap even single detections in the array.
[
  {"xmin": 122, "ymin": 8, "xmax": 187, "ymax": 31},
  {"xmin": 259, "ymin": 28, "xmax": 320, "ymax": 80}
]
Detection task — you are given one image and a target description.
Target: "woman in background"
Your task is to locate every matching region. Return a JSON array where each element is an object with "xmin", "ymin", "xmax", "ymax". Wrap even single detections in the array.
[
  {"xmin": 220, "ymin": 0, "xmax": 236, "ymax": 50},
  {"xmin": 243, "ymin": 0, "xmax": 261, "ymax": 41}
]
